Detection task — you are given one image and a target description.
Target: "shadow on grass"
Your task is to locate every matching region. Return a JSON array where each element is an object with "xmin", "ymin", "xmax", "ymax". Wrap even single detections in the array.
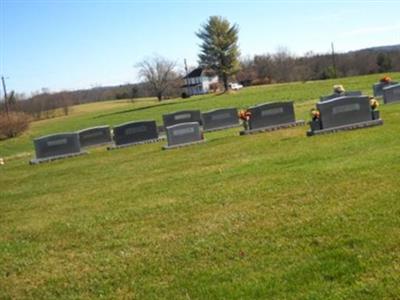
[{"xmin": 93, "ymin": 95, "xmax": 211, "ymax": 119}]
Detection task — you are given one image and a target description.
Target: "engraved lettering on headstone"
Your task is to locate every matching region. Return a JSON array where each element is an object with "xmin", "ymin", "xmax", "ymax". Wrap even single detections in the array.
[
  {"xmin": 333, "ymin": 103, "xmax": 360, "ymax": 114},
  {"xmin": 261, "ymin": 107, "xmax": 284, "ymax": 117},
  {"xmin": 211, "ymin": 112, "xmax": 231, "ymax": 121},
  {"xmin": 47, "ymin": 138, "xmax": 68, "ymax": 146},
  {"xmin": 174, "ymin": 113, "xmax": 191, "ymax": 121},
  {"xmin": 125, "ymin": 125, "xmax": 147, "ymax": 135},
  {"xmin": 173, "ymin": 127, "xmax": 195, "ymax": 136}
]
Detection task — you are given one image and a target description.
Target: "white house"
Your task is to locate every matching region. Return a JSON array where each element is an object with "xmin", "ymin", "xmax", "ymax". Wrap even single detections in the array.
[{"xmin": 182, "ymin": 68, "xmax": 219, "ymax": 96}]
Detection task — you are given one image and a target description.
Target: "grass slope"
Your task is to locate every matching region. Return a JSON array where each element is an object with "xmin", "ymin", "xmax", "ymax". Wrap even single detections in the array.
[{"xmin": 1, "ymin": 73, "xmax": 400, "ymax": 299}]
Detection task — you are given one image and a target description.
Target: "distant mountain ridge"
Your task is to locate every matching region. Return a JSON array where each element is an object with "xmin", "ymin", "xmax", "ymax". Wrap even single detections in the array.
[{"xmin": 351, "ymin": 44, "xmax": 400, "ymax": 53}]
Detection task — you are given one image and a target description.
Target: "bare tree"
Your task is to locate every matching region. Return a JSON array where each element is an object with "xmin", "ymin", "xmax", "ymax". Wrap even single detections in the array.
[{"xmin": 136, "ymin": 56, "xmax": 177, "ymax": 101}]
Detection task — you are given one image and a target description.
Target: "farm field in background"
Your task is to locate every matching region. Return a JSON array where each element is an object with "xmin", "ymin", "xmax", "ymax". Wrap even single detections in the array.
[{"xmin": 1, "ymin": 73, "xmax": 400, "ymax": 299}]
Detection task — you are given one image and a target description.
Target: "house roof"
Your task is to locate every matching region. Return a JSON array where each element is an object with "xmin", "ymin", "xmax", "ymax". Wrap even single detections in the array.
[
  {"xmin": 183, "ymin": 67, "xmax": 216, "ymax": 79},
  {"xmin": 184, "ymin": 68, "xmax": 203, "ymax": 79}
]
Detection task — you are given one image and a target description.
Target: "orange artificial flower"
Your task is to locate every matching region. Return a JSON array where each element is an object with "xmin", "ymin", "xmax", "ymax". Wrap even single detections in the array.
[
  {"xmin": 239, "ymin": 110, "xmax": 251, "ymax": 121},
  {"xmin": 380, "ymin": 76, "xmax": 392, "ymax": 83}
]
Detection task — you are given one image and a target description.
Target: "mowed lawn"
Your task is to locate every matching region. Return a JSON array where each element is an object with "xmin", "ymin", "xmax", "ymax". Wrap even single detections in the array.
[{"xmin": 1, "ymin": 73, "xmax": 400, "ymax": 299}]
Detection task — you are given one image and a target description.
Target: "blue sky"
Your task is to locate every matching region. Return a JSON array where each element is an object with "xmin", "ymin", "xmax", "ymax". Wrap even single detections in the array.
[{"xmin": 1, "ymin": 0, "xmax": 400, "ymax": 95}]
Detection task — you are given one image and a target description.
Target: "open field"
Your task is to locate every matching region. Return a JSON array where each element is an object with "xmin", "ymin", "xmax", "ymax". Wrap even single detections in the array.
[{"xmin": 1, "ymin": 73, "xmax": 400, "ymax": 299}]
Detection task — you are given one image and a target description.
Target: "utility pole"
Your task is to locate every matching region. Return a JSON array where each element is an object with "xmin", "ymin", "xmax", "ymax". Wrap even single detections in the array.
[
  {"xmin": 1, "ymin": 76, "xmax": 9, "ymax": 116},
  {"xmin": 184, "ymin": 58, "xmax": 188, "ymax": 75},
  {"xmin": 331, "ymin": 42, "xmax": 337, "ymax": 78},
  {"xmin": 184, "ymin": 58, "xmax": 190, "ymax": 96}
]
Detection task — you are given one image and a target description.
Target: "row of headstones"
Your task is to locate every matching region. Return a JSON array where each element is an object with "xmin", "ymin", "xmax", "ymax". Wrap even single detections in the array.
[
  {"xmin": 30, "ymin": 82, "xmax": 400, "ymax": 164},
  {"xmin": 373, "ymin": 81, "xmax": 400, "ymax": 104},
  {"xmin": 30, "ymin": 102, "xmax": 304, "ymax": 163},
  {"xmin": 307, "ymin": 80, "xmax": 400, "ymax": 135},
  {"xmin": 320, "ymin": 82, "xmax": 400, "ymax": 104}
]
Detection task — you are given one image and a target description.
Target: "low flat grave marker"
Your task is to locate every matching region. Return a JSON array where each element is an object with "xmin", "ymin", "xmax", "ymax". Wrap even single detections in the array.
[
  {"xmin": 163, "ymin": 122, "xmax": 205, "ymax": 150},
  {"xmin": 307, "ymin": 96, "xmax": 383, "ymax": 136},
  {"xmin": 202, "ymin": 108, "xmax": 239, "ymax": 132},
  {"xmin": 78, "ymin": 125, "xmax": 112, "ymax": 148},
  {"xmin": 108, "ymin": 120, "xmax": 164, "ymax": 149},
  {"xmin": 382, "ymin": 84, "xmax": 400, "ymax": 104},
  {"xmin": 240, "ymin": 101, "xmax": 304, "ymax": 135},
  {"xmin": 162, "ymin": 110, "xmax": 202, "ymax": 128},
  {"xmin": 30, "ymin": 132, "xmax": 86, "ymax": 164}
]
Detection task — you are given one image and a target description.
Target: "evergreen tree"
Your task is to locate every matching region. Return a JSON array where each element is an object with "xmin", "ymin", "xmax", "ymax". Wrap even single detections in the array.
[{"xmin": 196, "ymin": 16, "xmax": 240, "ymax": 91}]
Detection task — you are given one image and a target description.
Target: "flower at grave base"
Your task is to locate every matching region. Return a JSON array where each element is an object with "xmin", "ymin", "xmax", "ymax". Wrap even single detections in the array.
[
  {"xmin": 310, "ymin": 108, "xmax": 320, "ymax": 121},
  {"xmin": 369, "ymin": 98, "xmax": 379, "ymax": 110},
  {"xmin": 333, "ymin": 84, "xmax": 345, "ymax": 94},
  {"xmin": 0, "ymin": 158, "xmax": 4, "ymax": 165},
  {"xmin": 238, "ymin": 110, "xmax": 251, "ymax": 121},
  {"xmin": 380, "ymin": 76, "xmax": 392, "ymax": 83}
]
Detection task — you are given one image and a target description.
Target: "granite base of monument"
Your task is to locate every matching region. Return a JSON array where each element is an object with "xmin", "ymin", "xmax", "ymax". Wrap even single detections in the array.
[
  {"xmin": 204, "ymin": 123, "xmax": 241, "ymax": 133},
  {"xmin": 107, "ymin": 136, "xmax": 166, "ymax": 150},
  {"xmin": 30, "ymin": 151, "xmax": 88, "ymax": 165},
  {"xmin": 240, "ymin": 120, "xmax": 305, "ymax": 135},
  {"xmin": 162, "ymin": 139, "xmax": 206, "ymax": 150},
  {"xmin": 307, "ymin": 119, "xmax": 383, "ymax": 136}
]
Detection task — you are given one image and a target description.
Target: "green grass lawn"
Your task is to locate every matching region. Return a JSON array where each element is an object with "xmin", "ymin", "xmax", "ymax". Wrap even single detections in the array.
[{"xmin": 1, "ymin": 73, "xmax": 400, "ymax": 299}]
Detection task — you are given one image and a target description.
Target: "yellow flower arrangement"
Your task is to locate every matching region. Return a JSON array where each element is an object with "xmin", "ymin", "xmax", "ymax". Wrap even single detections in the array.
[
  {"xmin": 333, "ymin": 84, "xmax": 345, "ymax": 94},
  {"xmin": 310, "ymin": 108, "xmax": 320, "ymax": 120},
  {"xmin": 370, "ymin": 98, "xmax": 379, "ymax": 110}
]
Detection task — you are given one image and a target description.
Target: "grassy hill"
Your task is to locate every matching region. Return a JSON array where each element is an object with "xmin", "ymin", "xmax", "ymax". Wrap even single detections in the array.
[{"xmin": 1, "ymin": 73, "xmax": 400, "ymax": 299}]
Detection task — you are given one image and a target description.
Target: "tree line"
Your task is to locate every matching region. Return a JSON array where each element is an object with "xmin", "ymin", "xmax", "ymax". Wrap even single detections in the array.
[
  {"xmin": 236, "ymin": 47, "xmax": 400, "ymax": 86},
  {"xmin": 2, "ymin": 46, "xmax": 399, "ymax": 121}
]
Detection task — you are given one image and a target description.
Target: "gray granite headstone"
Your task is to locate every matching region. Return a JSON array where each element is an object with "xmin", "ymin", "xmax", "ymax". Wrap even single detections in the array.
[
  {"xmin": 320, "ymin": 91, "xmax": 362, "ymax": 102},
  {"xmin": 373, "ymin": 81, "xmax": 399, "ymax": 97},
  {"xmin": 165, "ymin": 122, "xmax": 202, "ymax": 147},
  {"xmin": 78, "ymin": 126, "xmax": 112, "ymax": 148},
  {"xmin": 33, "ymin": 132, "xmax": 82, "ymax": 160},
  {"xmin": 248, "ymin": 101, "xmax": 296, "ymax": 130},
  {"xmin": 317, "ymin": 96, "xmax": 372, "ymax": 129},
  {"xmin": 162, "ymin": 110, "xmax": 202, "ymax": 128},
  {"xmin": 113, "ymin": 120, "xmax": 159, "ymax": 146},
  {"xmin": 382, "ymin": 84, "xmax": 400, "ymax": 104},
  {"xmin": 202, "ymin": 108, "xmax": 239, "ymax": 131},
  {"xmin": 344, "ymin": 91, "xmax": 362, "ymax": 97}
]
